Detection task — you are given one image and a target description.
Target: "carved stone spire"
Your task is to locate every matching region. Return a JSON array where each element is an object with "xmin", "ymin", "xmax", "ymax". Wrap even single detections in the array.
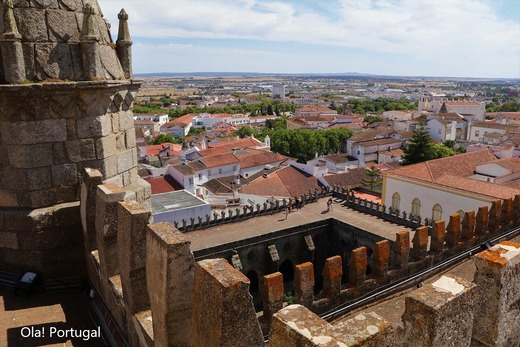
[
  {"xmin": 116, "ymin": 8, "xmax": 133, "ymax": 79},
  {"xmin": 81, "ymin": 3, "xmax": 102, "ymax": 80},
  {"xmin": 0, "ymin": 0, "xmax": 26, "ymax": 83}
]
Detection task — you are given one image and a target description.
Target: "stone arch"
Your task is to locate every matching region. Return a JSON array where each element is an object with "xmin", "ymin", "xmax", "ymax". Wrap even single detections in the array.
[
  {"xmin": 411, "ymin": 198, "xmax": 421, "ymax": 217},
  {"xmin": 246, "ymin": 270, "xmax": 262, "ymax": 311},
  {"xmin": 278, "ymin": 259, "xmax": 294, "ymax": 283},
  {"xmin": 432, "ymin": 203, "xmax": 443, "ymax": 222},
  {"xmin": 391, "ymin": 192, "xmax": 400, "ymax": 211}
]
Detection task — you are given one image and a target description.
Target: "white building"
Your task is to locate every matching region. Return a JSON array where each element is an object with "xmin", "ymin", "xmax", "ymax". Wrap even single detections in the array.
[
  {"xmin": 133, "ymin": 113, "xmax": 169, "ymax": 127},
  {"xmin": 382, "ymin": 150, "xmax": 520, "ymax": 222},
  {"xmin": 192, "ymin": 113, "xmax": 250, "ymax": 130},
  {"xmin": 151, "ymin": 190, "xmax": 211, "ymax": 227},
  {"xmin": 272, "ymin": 84, "xmax": 285, "ymax": 98}
]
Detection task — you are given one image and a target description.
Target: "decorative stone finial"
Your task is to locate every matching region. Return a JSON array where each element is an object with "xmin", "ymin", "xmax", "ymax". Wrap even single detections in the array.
[
  {"xmin": 82, "ymin": 3, "xmax": 99, "ymax": 41},
  {"xmin": 116, "ymin": 8, "xmax": 133, "ymax": 79},
  {"xmin": 1, "ymin": 0, "xmax": 21, "ymax": 39}
]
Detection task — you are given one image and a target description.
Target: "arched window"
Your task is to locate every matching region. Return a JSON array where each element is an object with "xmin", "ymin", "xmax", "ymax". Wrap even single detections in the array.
[
  {"xmin": 432, "ymin": 204, "xmax": 442, "ymax": 221},
  {"xmin": 391, "ymin": 192, "xmax": 400, "ymax": 211},
  {"xmin": 411, "ymin": 198, "xmax": 421, "ymax": 217}
]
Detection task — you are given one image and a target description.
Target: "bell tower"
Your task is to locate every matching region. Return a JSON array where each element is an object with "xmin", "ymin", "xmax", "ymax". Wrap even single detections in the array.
[{"xmin": 0, "ymin": 0, "xmax": 145, "ymax": 276}]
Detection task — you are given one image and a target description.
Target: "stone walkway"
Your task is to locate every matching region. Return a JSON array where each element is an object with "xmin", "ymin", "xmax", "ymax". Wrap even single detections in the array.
[
  {"xmin": 0, "ymin": 288, "xmax": 108, "ymax": 347},
  {"xmin": 187, "ymin": 197, "xmax": 413, "ymax": 252}
]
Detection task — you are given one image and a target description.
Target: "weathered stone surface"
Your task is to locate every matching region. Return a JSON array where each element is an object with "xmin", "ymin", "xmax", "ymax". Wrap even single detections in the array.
[
  {"xmin": 262, "ymin": 272, "xmax": 284, "ymax": 319},
  {"xmin": 65, "ymin": 139, "xmax": 96, "ymax": 162},
  {"xmin": 488, "ymin": 200, "xmax": 502, "ymax": 234},
  {"xmin": 35, "ymin": 43, "xmax": 75, "ymax": 80},
  {"xmin": 125, "ymin": 128, "xmax": 136, "ymax": 149},
  {"xmin": 13, "ymin": 8, "xmax": 48, "ymax": 42},
  {"xmin": 58, "ymin": 0, "xmax": 81, "ymax": 11},
  {"xmin": 394, "ymin": 230, "xmax": 410, "ymax": 269},
  {"xmin": 268, "ymin": 305, "xmax": 344, "ymax": 347},
  {"xmin": 76, "ymin": 114, "xmax": 112, "ymax": 139},
  {"xmin": 474, "ymin": 205, "xmax": 489, "ymax": 237},
  {"xmin": 118, "ymin": 110, "xmax": 135, "ymax": 131},
  {"xmin": 117, "ymin": 201, "xmax": 151, "ymax": 315},
  {"xmin": 117, "ymin": 149, "xmax": 135, "ymax": 174},
  {"xmin": 294, "ymin": 262, "xmax": 314, "ymax": 307},
  {"xmin": 411, "ymin": 226, "xmax": 428, "ymax": 260},
  {"xmin": 22, "ymin": 43, "xmax": 36, "ymax": 81},
  {"xmin": 147, "ymin": 222, "xmax": 194, "ymax": 347},
  {"xmin": 8, "ymin": 144, "xmax": 53, "ymax": 168},
  {"xmin": 330, "ymin": 311, "xmax": 393, "ymax": 347},
  {"xmin": 323, "ymin": 256, "xmax": 342, "ymax": 298},
  {"xmin": 461, "ymin": 210, "xmax": 476, "ymax": 241},
  {"xmin": 472, "ymin": 241, "xmax": 520, "ymax": 347},
  {"xmin": 95, "ymin": 134, "xmax": 118, "ymax": 159},
  {"xmin": 372, "ymin": 240, "xmax": 390, "ymax": 278},
  {"xmin": 349, "ymin": 247, "xmax": 367, "ymax": 287},
  {"xmin": 0, "ymin": 232, "xmax": 19, "ymax": 249},
  {"xmin": 430, "ymin": 220, "xmax": 445, "ymax": 253},
  {"xmin": 47, "ymin": 9, "xmax": 81, "ymax": 42},
  {"xmin": 8, "ymin": 119, "xmax": 67, "ymax": 145},
  {"xmin": 446, "ymin": 213, "xmax": 461, "ymax": 247},
  {"xmin": 400, "ymin": 276, "xmax": 476, "ymax": 347},
  {"xmin": 51, "ymin": 163, "xmax": 78, "ymax": 186},
  {"xmin": 29, "ymin": 0, "xmax": 59, "ymax": 9},
  {"xmin": 190, "ymin": 258, "xmax": 263, "ymax": 347}
]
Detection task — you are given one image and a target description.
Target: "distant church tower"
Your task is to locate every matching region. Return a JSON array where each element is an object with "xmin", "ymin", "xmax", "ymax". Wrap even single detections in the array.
[
  {"xmin": 418, "ymin": 94, "xmax": 430, "ymax": 112},
  {"xmin": 0, "ymin": 0, "xmax": 143, "ymax": 276}
]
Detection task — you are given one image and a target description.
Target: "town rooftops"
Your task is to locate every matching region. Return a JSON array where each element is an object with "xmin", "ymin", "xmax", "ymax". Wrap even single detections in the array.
[
  {"xmin": 199, "ymin": 153, "xmax": 240, "ymax": 168},
  {"xmin": 209, "ymin": 137, "xmax": 262, "ymax": 150},
  {"xmin": 386, "ymin": 150, "xmax": 520, "ymax": 200}
]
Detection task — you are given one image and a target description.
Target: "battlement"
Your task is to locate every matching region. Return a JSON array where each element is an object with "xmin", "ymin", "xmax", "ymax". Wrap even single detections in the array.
[{"xmin": 81, "ymin": 167, "xmax": 520, "ymax": 346}]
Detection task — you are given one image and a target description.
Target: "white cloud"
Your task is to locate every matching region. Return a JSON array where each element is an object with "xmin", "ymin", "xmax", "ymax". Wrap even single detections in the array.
[{"xmin": 101, "ymin": 0, "xmax": 520, "ymax": 77}]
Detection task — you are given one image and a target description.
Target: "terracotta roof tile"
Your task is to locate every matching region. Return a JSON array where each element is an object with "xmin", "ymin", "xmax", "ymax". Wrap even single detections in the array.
[{"xmin": 199, "ymin": 153, "xmax": 240, "ymax": 168}]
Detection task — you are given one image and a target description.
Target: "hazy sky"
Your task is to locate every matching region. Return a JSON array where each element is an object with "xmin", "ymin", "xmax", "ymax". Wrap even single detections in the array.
[{"xmin": 101, "ymin": 0, "xmax": 520, "ymax": 78}]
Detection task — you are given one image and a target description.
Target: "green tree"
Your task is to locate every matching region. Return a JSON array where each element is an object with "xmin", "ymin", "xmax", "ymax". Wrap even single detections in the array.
[
  {"xmin": 234, "ymin": 126, "xmax": 256, "ymax": 138},
  {"xmin": 362, "ymin": 165, "xmax": 382, "ymax": 190},
  {"xmin": 432, "ymin": 143, "xmax": 455, "ymax": 159},
  {"xmin": 152, "ymin": 133, "xmax": 182, "ymax": 145},
  {"xmin": 402, "ymin": 126, "xmax": 436, "ymax": 165}
]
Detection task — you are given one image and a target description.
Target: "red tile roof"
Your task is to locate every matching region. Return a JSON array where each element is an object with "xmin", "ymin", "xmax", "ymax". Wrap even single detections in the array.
[
  {"xmin": 241, "ymin": 166, "xmax": 320, "ymax": 197},
  {"xmin": 199, "ymin": 153, "xmax": 240, "ymax": 168},
  {"xmin": 209, "ymin": 137, "xmax": 262, "ymax": 151},
  {"xmin": 145, "ymin": 175, "xmax": 183, "ymax": 195}
]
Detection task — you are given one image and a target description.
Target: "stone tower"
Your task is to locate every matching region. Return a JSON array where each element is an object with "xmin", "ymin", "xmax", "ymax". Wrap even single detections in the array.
[{"xmin": 0, "ymin": 0, "xmax": 142, "ymax": 276}]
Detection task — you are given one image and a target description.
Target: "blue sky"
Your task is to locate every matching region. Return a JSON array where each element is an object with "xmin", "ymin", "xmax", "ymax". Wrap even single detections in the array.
[{"xmin": 101, "ymin": 0, "xmax": 520, "ymax": 78}]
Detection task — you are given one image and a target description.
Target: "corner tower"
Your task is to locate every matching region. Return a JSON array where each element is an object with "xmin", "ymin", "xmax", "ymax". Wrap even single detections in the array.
[{"xmin": 0, "ymin": 0, "xmax": 142, "ymax": 276}]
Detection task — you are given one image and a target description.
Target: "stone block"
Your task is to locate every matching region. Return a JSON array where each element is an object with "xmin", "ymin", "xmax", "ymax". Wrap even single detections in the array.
[
  {"xmin": 500, "ymin": 198, "xmax": 512, "ymax": 229},
  {"xmin": 111, "ymin": 113, "xmax": 120, "ymax": 133},
  {"xmin": 147, "ymin": 222, "xmax": 194, "ymax": 347},
  {"xmin": 26, "ymin": 167, "xmax": 53, "ymax": 191},
  {"xmin": 116, "ymin": 133, "xmax": 126, "ymax": 151},
  {"xmin": 8, "ymin": 144, "xmax": 53, "ymax": 168},
  {"xmin": 53, "ymin": 143, "xmax": 68, "ymax": 164},
  {"xmin": 513, "ymin": 194, "xmax": 520, "ymax": 226},
  {"xmin": 47, "ymin": 9, "xmax": 81, "ymax": 42},
  {"xmin": 29, "ymin": 0, "xmax": 59, "ymax": 9},
  {"xmin": 401, "ymin": 276, "xmax": 476, "ymax": 347},
  {"xmin": 489, "ymin": 200, "xmax": 501, "ymax": 234},
  {"xmin": 117, "ymin": 201, "xmax": 151, "ymax": 315},
  {"xmin": 35, "ymin": 42, "xmax": 76, "ymax": 81},
  {"xmin": 323, "ymin": 256, "xmax": 342, "ymax": 298},
  {"xmin": 0, "ymin": 191, "xmax": 19, "ymax": 207},
  {"xmin": 430, "ymin": 220, "xmax": 445, "ymax": 253},
  {"xmin": 51, "ymin": 163, "xmax": 78, "ymax": 186},
  {"xmin": 77, "ymin": 114, "xmax": 112, "ymax": 139},
  {"xmin": 8, "ymin": 119, "xmax": 67, "ymax": 145},
  {"xmin": 65, "ymin": 139, "xmax": 96, "ymax": 162},
  {"xmin": 95, "ymin": 183, "xmax": 126, "ymax": 277},
  {"xmin": 472, "ymin": 242, "xmax": 520, "ymax": 346},
  {"xmin": 190, "ymin": 259, "xmax": 263, "ymax": 347},
  {"xmin": 294, "ymin": 262, "xmax": 314, "ymax": 307},
  {"xmin": 22, "ymin": 43, "xmax": 36, "ymax": 81},
  {"xmin": 14, "ymin": 8, "xmax": 48, "ymax": 42},
  {"xmin": 474, "ymin": 205, "xmax": 489, "ymax": 237},
  {"xmin": 461, "ymin": 210, "xmax": 475, "ymax": 241},
  {"xmin": 119, "ymin": 110, "xmax": 135, "ymax": 131},
  {"xmin": 445, "ymin": 213, "xmax": 461, "ymax": 247},
  {"xmin": 268, "ymin": 305, "xmax": 343, "ymax": 347},
  {"xmin": 349, "ymin": 247, "xmax": 367, "ymax": 287},
  {"xmin": 58, "ymin": 0, "xmax": 81, "ymax": 11},
  {"xmin": 0, "ymin": 232, "xmax": 19, "ymax": 249},
  {"xmin": 394, "ymin": 230, "xmax": 410, "ymax": 269},
  {"xmin": 262, "ymin": 272, "xmax": 284, "ymax": 319},
  {"xmin": 330, "ymin": 311, "xmax": 393, "ymax": 347},
  {"xmin": 117, "ymin": 149, "xmax": 135, "ymax": 174},
  {"xmin": 372, "ymin": 240, "xmax": 390, "ymax": 278},
  {"xmin": 77, "ymin": 155, "xmax": 118, "ymax": 181},
  {"xmin": 125, "ymin": 128, "xmax": 136, "ymax": 149},
  {"xmin": 411, "ymin": 226, "xmax": 428, "ymax": 261},
  {"xmin": 95, "ymin": 134, "xmax": 118, "ymax": 159},
  {"xmin": 80, "ymin": 168, "xmax": 103, "ymax": 252}
]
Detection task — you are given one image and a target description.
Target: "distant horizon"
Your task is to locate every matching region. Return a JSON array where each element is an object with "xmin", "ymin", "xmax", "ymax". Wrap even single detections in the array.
[
  {"xmin": 102, "ymin": 0, "xmax": 520, "ymax": 79},
  {"xmin": 133, "ymin": 71, "xmax": 520, "ymax": 81}
]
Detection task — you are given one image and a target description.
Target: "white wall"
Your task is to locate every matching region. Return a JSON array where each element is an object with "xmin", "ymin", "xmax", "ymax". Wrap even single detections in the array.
[
  {"xmin": 384, "ymin": 176, "xmax": 492, "ymax": 221},
  {"xmin": 153, "ymin": 204, "xmax": 212, "ymax": 226}
]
